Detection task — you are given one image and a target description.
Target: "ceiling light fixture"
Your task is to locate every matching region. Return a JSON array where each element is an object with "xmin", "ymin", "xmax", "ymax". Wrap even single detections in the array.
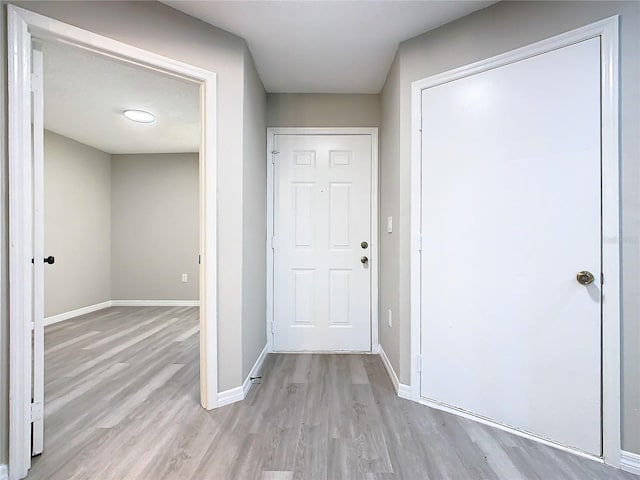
[{"xmin": 123, "ymin": 109, "xmax": 156, "ymax": 124}]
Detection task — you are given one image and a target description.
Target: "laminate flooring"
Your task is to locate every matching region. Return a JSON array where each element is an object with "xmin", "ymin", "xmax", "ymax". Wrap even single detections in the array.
[{"xmin": 28, "ymin": 306, "xmax": 636, "ymax": 480}]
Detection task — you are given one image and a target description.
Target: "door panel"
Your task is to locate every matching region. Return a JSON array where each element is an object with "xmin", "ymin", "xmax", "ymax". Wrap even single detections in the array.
[
  {"xmin": 274, "ymin": 134, "xmax": 372, "ymax": 352},
  {"xmin": 420, "ymin": 38, "xmax": 602, "ymax": 455},
  {"xmin": 32, "ymin": 46, "xmax": 45, "ymax": 456}
]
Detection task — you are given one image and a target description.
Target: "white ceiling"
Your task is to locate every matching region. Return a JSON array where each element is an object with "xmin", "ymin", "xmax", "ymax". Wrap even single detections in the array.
[
  {"xmin": 42, "ymin": 1, "xmax": 495, "ymax": 153},
  {"xmin": 162, "ymin": 0, "xmax": 496, "ymax": 93},
  {"xmin": 42, "ymin": 41, "xmax": 200, "ymax": 154}
]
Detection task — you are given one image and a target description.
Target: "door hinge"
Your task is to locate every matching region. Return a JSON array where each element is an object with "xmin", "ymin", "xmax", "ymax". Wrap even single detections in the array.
[
  {"xmin": 30, "ymin": 402, "xmax": 43, "ymax": 422},
  {"xmin": 271, "ymin": 236, "xmax": 276, "ymax": 249},
  {"xmin": 31, "ymin": 322, "xmax": 35, "ymax": 331},
  {"xmin": 417, "ymin": 234, "xmax": 423, "ymax": 252},
  {"xmin": 601, "ymin": 273, "xmax": 604, "ymax": 285},
  {"xmin": 416, "ymin": 354, "xmax": 422, "ymax": 373},
  {"xmin": 271, "ymin": 150, "xmax": 279, "ymax": 164},
  {"xmin": 270, "ymin": 321, "xmax": 274, "ymax": 334}
]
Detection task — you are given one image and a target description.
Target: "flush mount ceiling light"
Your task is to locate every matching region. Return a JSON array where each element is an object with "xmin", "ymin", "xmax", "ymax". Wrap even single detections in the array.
[{"xmin": 123, "ymin": 109, "xmax": 156, "ymax": 124}]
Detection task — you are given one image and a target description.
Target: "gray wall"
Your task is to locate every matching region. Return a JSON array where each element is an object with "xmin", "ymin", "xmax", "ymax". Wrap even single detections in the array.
[
  {"xmin": 379, "ymin": 0, "xmax": 640, "ymax": 454},
  {"xmin": 379, "ymin": 56, "xmax": 401, "ymax": 378},
  {"xmin": 242, "ymin": 49, "xmax": 268, "ymax": 379},
  {"xmin": 44, "ymin": 131, "xmax": 112, "ymax": 317},
  {"xmin": 111, "ymin": 153, "xmax": 199, "ymax": 301},
  {"xmin": 267, "ymin": 93, "xmax": 380, "ymax": 127}
]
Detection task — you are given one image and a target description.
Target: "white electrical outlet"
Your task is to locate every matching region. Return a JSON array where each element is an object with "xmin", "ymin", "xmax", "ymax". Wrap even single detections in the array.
[
  {"xmin": 388, "ymin": 309, "xmax": 392, "ymax": 328},
  {"xmin": 181, "ymin": 273, "xmax": 188, "ymax": 283},
  {"xmin": 387, "ymin": 216, "xmax": 393, "ymax": 233}
]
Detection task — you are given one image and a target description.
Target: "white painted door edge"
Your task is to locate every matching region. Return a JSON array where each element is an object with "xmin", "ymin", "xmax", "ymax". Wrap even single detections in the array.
[
  {"xmin": 266, "ymin": 127, "xmax": 379, "ymax": 354},
  {"xmin": 0, "ymin": 464, "xmax": 9, "ymax": 480},
  {"xmin": 7, "ymin": 5, "xmax": 218, "ymax": 479},
  {"xmin": 409, "ymin": 16, "xmax": 620, "ymax": 467}
]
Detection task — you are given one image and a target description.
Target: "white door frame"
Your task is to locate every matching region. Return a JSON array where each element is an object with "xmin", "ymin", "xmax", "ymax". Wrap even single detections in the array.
[
  {"xmin": 266, "ymin": 127, "xmax": 379, "ymax": 354},
  {"xmin": 410, "ymin": 17, "xmax": 620, "ymax": 466},
  {"xmin": 7, "ymin": 5, "xmax": 218, "ymax": 479}
]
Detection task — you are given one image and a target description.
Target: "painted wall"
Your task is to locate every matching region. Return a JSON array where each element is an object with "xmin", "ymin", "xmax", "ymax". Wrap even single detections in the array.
[
  {"xmin": 379, "ymin": 0, "xmax": 640, "ymax": 454},
  {"xmin": 267, "ymin": 93, "xmax": 380, "ymax": 127},
  {"xmin": 44, "ymin": 131, "xmax": 112, "ymax": 317},
  {"xmin": 242, "ymin": 49, "xmax": 268, "ymax": 380},
  {"xmin": 111, "ymin": 153, "xmax": 199, "ymax": 301},
  {"xmin": 379, "ymin": 56, "xmax": 401, "ymax": 378}
]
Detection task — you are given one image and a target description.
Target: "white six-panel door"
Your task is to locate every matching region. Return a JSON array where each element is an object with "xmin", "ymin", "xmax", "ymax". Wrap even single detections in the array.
[
  {"xmin": 419, "ymin": 38, "xmax": 602, "ymax": 455},
  {"xmin": 273, "ymin": 134, "xmax": 372, "ymax": 352}
]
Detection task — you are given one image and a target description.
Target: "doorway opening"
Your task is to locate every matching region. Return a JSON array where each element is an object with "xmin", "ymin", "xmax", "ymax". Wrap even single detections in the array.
[{"xmin": 8, "ymin": 6, "xmax": 218, "ymax": 479}]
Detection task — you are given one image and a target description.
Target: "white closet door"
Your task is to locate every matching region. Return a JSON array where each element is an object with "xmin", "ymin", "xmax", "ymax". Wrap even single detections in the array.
[{"xmin": 420, "ymin": 38, "xmax": 602, "ymax": 455}]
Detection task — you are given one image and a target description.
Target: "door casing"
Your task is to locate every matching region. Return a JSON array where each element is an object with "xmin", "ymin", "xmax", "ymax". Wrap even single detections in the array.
[
  {"xmin": 7, "ymin": 6, "xmax": 219, "ymax": 480},
  {"xmin": 266, "ymin": 128, "xmax": 379, "ymax": 354},
  {"xmin": 410, "ymin": 17, "xmax": 620, "ymax": 466}
]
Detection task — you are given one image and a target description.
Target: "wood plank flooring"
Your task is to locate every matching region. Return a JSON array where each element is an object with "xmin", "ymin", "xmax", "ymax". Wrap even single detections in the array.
[{"xmin": 29, "ymin": 306, "xmax": 636, "ymax": 479}]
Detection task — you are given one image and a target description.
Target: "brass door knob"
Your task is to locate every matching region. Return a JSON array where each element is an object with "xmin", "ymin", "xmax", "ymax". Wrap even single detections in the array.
[
  {"xmin": 576, "ymin": 271, "xmax": 595, "ymax": 286},
  {"xmin": 361, "ymin": 256, "xmax": 369, "ymax": 264}
]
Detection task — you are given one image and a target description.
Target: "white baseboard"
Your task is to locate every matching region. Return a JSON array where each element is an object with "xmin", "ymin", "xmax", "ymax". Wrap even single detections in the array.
[
  {"xmin": 0, "ymin": 464, "xmax": 7, "ymax": 480},
  {"xmin": 398, "ymin": 383, "xmax": 412, "ymax": 400},
  {"xmin": 218, "ymin": 344, "xmax": 268, "ymax": 408},
  {"xmin": 44, "ymin": 300, "xmax": 112, "ymax": 326},
  {"xmin": 111, "ymin": 300, "xmax": 200, "ymax": 307},
  {"xmin": 44, "ymin": 300, "xmax": 200, "ymax": 326},
  {"xmin": 217, "ymin": 385, "xmax": 244, "ymax": 407},
  {"xmin": 379, "ymin": 344, "xmax": 399, "ymax": 393},
  {"xmin": 621, "ymin": 450, "xmax": 640, "ymax": 476},
  {"xmin": 243, "ymin": 344, "xmax": 269, "ymax": 398},
  {"xmin": 379, "ymin": 345, "xmax": 412, "ymax": 400}
]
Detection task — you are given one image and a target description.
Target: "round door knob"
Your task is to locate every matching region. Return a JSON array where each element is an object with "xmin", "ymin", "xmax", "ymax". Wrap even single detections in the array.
[
  {"xmin": 361, "ymin": 256, "xmax": 369, "ymax": 264},
  {"xmin": 576, "ymin": 271, "xmax": 595, "ymax": 286}
]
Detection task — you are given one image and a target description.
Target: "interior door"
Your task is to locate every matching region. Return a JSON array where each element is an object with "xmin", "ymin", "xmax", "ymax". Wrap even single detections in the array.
[
  {"xmin": 419, "ymin": 38, "xmax": 602, "ymax": 455},
  {"xmin": 31, "ymin": 45, "xmax": 45, "ymax": 456},
  {"xmin": 273, "ymin": 134, "xmax": 372, "ymax": 352}
]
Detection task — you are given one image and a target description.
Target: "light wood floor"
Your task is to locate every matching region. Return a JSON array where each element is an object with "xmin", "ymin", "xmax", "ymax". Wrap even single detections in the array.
[{"xmin": 29, "ymin": 306, "xmax": 635, "ymax": 480}]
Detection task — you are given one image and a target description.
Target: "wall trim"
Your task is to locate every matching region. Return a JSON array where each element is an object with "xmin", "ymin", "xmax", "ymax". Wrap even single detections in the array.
[
  {"xmin": 44, "ymin": 301, "xmax": 112, "ymax": 326},
  {"xmin": 0, "ymin": 465, "xmax": 8, "ymax": 480},
  {"xmin": 8, "ymin": 5, "xmax": 218, "ymax": 479},
  {"xmin": 398, "ymin": 384, "xmax": 412, "ymax": 400},
  {"xmin": 410, "ymin": 16, "xmax": 620, "ymax": 467},
  {"xmin": 266, "ymin": 127, "xmax": 379, "ymax": 354},
  {"xmin": 43, "ymin": 300, "xmax": 200, "ymax": 326},
  {"xmin": 218, "ymin": 344, "xmax": 269, "ymax": 407},
  {"xmin": 378, "ymin": 344, "xmax": 399, "ymax": 393},
  {"xmin": 242, "ymin": 344, "xmax": 269, "ymax": 398},
  {"xmin": 111, "ymin": 300, "xmax": 200, "ymax": 307},
  {"xmin": 379, "ymin": 345, "xmax": 411, "ymax": 400},
  {"xmin": 621, "ymin": 451, "xmax": 640, "ymax": 476},
  {"xmin": 217, "ymin": 385, "xmax": 244, "ymax": 407}
]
